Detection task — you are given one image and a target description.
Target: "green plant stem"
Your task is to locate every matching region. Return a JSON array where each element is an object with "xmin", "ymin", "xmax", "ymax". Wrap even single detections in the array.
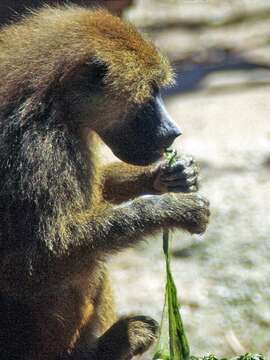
[
  {"xmin": 153, "ymin": 149, "xmax": 190, "ymax": 360},
  {"xmin": 163, "ymin": 228, "xmax": 190, "ymax": 360}
]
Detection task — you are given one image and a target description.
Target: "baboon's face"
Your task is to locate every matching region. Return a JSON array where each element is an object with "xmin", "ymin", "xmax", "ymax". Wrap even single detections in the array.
[
  {"xmin": 68, "ymin": 64, "xmax": 181, "ymax": 166},
  {"xmin": 97, "ymin": 92, "xmax": 181, "ymax": 165}
]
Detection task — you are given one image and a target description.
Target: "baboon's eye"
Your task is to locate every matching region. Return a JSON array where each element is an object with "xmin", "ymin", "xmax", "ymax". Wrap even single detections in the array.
[
  {"xmin": 74, "ymin": 63, "xmax": 108, "ymax": 93},
  {"xmin": 152, "ymin": 83, "xmax": 159, "ymax": 97},
  {"xmin": 89, "ymin": 63, "xmax": 108, "ymax": 85}
]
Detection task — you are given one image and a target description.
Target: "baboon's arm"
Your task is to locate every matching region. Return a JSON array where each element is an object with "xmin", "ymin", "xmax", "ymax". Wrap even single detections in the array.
[
  {"xmin": 101, "ymin": 162, "xmax": 154, "ymax": 204},
  {"xmin": 0, "ymin": 193, "xmax": 209, "ymax": 294},
  {"xmin": 101, "ymin": 155, "xmax": 199, "ymax": 204},
  {"xmin": 87, "ymin": 193, "xmax": 208, "ymax": 252}
]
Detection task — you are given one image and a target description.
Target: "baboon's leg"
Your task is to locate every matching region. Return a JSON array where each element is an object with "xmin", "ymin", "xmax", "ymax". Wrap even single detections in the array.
[
  {"xmin": 32, "ymin": 287, "xmax": 96, "ymax": 360},
  {"xmin": 68, "ymin": 315, "xmax": 159, "ymax": 360},
  {"xmin": 75, "ymin": 270, "xmax": 117, "ymax": 352}
]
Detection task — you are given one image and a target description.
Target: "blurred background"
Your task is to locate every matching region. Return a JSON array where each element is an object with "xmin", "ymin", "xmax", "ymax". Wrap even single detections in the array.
[
  {"xmin": 1, "ymin": 0, "xmax": 270, "ymax": 357},
  {"xmin": 107, "ymin": 0, "xmax": 270, "ymax": 358}
]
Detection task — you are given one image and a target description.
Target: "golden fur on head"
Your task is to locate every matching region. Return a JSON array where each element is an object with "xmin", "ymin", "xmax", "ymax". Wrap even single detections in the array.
[{"xmin": 0, "ymin": 5, "xmax": 174, "ymax": 104}]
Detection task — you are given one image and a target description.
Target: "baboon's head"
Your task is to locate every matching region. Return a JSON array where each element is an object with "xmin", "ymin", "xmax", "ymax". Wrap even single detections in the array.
[
  {"xmin": 0, "ymin": 6, "xmax": 181, "ymax": 166},
  {"xmin": 63, "ymin": 9, "xmax": 181, "ymax": 165}
]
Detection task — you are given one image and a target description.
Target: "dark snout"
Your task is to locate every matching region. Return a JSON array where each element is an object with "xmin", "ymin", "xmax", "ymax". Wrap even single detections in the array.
[
  {"xmin": 158, "ymin": 118, "xmax": 182, "ymax": 148},
  {"xmin": 98, "ymin": 93, "xmax": 183, "ymax": 166},
  {"xmin": 156, "ymin": 95, "xmax": 182, "ymax": 149}
]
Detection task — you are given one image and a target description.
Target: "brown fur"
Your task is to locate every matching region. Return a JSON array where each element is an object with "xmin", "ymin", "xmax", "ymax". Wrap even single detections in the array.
[
  {"xmin": 0, "ymin": 6, "xmax": 173, "ymax": 107},
  {"xmin": 0, "ymin": 6, "xmax": 209, "ymax": 360}
]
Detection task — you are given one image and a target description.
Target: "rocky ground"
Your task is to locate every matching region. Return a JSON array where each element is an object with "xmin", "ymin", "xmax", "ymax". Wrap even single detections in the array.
[{"xmin": 103, "ymin": 1, "xmax": 270, "ymax": 358}]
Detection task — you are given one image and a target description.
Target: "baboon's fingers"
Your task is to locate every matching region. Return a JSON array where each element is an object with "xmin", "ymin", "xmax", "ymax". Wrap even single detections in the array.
[
  {"xmin": 161, "ymin": 175, "xmax": 198, "ymax": 187},
  {"xmin": 161, "ymin": 155, "xmax": 194, "ymax": 174},
  {"xmin": 160, "ymin": 166, "xmax": 198, "ymax": 181},
  {"xmin": 167, "ymin": 184, "xmax": 199, "ymax": 193}
]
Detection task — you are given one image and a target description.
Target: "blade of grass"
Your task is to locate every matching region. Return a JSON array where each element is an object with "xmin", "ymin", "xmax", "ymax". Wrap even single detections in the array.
[
  {"xmin": 153, "ymin": 150, "xmax": 190, "ymax": 360},
  {"xmin": 164, "ymin": 229, "xmax": 190, "ymax": 360}
]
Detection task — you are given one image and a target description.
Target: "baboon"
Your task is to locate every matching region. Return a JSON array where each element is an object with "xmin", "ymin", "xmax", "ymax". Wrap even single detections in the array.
[{"xmin": 0, "ymin": 6, "xmax": 210, "ymax": 360}]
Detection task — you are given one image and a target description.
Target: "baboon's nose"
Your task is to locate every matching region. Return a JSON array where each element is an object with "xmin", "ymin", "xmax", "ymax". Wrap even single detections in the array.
[
  {"xmin": 155, "ymin": 93, "xmax": 182, "ymax": 148},
  {"xmin": 161, "ymin": 131, "xmax": 182, "ymax": 149},
  {"xmin": 161, "ymin": 125, "xmax": 182, "ymax": 148},
  {"xmin": 171, "ymin": 126, "xmax": 182, "ymax": 139}
]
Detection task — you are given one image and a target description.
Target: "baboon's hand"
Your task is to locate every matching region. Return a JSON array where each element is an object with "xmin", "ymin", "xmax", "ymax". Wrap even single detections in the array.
[
  {"xmin": 161, "ymin": 192, "xmax": 210, "ymax": 234},
  {"xmin": 137, "ymin": 192, "xmax": 210, "ymax": 234},
  {"xmin": 181, "ymin": 193, "xmax": 210, "ymax": 234},
  {"xmin": 152, "ymin": 154, "xmax": 199, "ymax": 194}
]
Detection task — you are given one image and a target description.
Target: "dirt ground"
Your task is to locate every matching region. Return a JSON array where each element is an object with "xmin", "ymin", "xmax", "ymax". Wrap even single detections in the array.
[{"xmin": 104, "ymin": 1, "xmax": 270, "ymax": 358}]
